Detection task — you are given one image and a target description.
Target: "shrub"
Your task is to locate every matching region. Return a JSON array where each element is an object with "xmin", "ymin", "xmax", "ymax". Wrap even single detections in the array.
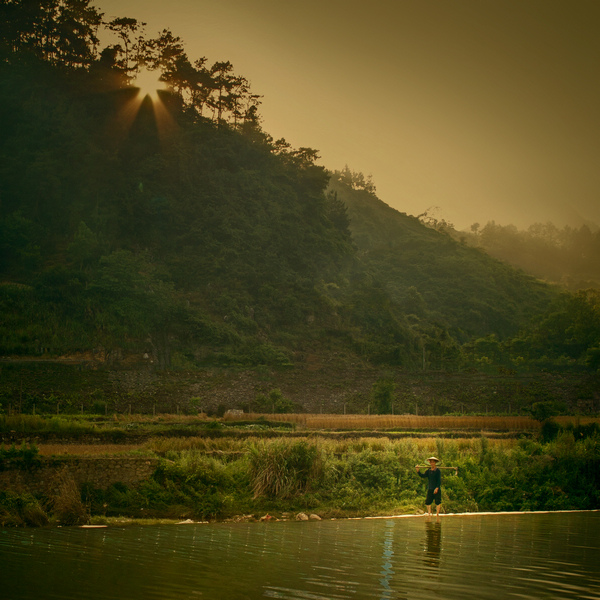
[
  {"xmin": 0, "ymin": 491, "xmax": 49, "ymax": 527},
  {"xmin": 92, "ymin": 401, "xmax": 107, "ymax": 414},
  {"xmin": 0, "ymin": 442, "xmax": 40, "ymax": 468},
  {"xmin": 347, "ymin": 450, "xmax": 399, "ymax": 490},
  {"xmin": 254, "ymin": 389, "xmax": 296, "ymax": 414},
  {"xmin": 371, "ymin": 379, "xmax": 396, "ymax": 414},
  {"xmin": 564, "ymin": 422, "xmax": 600, "ymax": 440},
  {"xmin": 21, "ymin": 500, "xmax": 50, "ymax": 527},
  {"xmin": 529, "ymin": 401, "xmax": 559, "ymax": 423},
  {"xmin": 540, "ymin": 419, "xmax": 561, "ymax": 442},
  {"xmin": 51, "ymin": 468, "xmax": 89, "ymax": 525},
  {"xmin": 249, "ymin": 440, "xmax": 323, "ymax": 498}
]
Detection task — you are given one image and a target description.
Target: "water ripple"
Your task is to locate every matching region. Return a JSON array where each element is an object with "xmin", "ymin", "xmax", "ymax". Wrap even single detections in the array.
[{"xmin": 0, "ymin": 512, "xmax": 598, "ymax": 600}]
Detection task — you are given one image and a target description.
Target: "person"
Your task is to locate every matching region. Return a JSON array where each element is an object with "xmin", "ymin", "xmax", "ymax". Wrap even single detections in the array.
[{"xmin": 416, "ymin": 456, "xmax": 442, "ymax": 516}]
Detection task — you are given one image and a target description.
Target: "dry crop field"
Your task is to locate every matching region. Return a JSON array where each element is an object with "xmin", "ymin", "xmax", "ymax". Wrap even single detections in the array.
[
  {"xmin": 226, "ymin": 413, "xmax": 541, "ymax": 431},
  {"xmin": 225, "ymin": 413, "xmax": 600, "ymax": 431}
]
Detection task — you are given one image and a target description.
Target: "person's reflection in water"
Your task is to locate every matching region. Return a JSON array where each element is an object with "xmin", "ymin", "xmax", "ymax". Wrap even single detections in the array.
[{"xmin": 424, "ymin": 520, "xmax": 442, "ymax": 569}]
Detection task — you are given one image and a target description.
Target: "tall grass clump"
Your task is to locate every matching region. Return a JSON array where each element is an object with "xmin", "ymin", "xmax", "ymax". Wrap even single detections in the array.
[
  {"xmin": 51, "ymin": 468, "xmax": 89, "ymax": 525},
  {"xmin": 248, "ymin": 440, "xmax": 323, "ymax": 498},
  {"xmin": 0, "ymin": 414, "xmax": 48, "ymax": 432}
]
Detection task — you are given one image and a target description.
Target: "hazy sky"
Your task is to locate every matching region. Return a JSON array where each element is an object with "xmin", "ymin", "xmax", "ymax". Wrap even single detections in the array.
[{"xmin": 98, "ymin": 0, "xmax": 600, "ymax": 230}]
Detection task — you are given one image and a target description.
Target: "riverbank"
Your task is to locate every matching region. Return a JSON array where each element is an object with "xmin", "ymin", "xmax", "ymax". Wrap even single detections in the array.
[
  {"xmin": 87, "ymin": 508, "xmax": 600, "ymax": 526},
  {"xmin": 1, "ymin": 423, "xmax": 598, "ymax": 527}
]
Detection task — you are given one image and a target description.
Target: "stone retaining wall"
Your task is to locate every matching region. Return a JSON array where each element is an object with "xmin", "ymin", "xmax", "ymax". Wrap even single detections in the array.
[{"xmin": 0, "ymin": 456, "xmax": 159, "ymax": 496}]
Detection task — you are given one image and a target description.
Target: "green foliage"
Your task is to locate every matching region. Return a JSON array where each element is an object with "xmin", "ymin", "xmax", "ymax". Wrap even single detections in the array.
[
  {"xmin": 507, "ymin": 290, "xmax": 600, "ymax": 369},
  {"xmin": 0, "ymin": 44, "xmax": 354, "ymax": 367},
  {"xmin": 457, "ymin": 432, "xmax": 600, "ymax": 512},
  {"xmin": 51, "ymin": 469, "xmax": 89, "ymax": 526},
  {"xmin": 248, "ymin": 440, "xmax": 322, "ymax": 498},
  {"xmin": 563, "ymin": 421, "xmax": 600, "ymax": 440},
  {"xmin": 0, "ymin": 491, "xmax": 49, "ymax": 527},
  {"xmin": 529, "ymin": 401, "xmax": 560, "ymax": 423},
  {"xmin": 16, "ymin": 432, "xmax": 595, "ymax": 523},
  {"xmin": 347, "ymin": 450, "xmax": 400, "ymax": 489},
  {"xmin": 0, "ymin": 415, "xmax": 97, "ymax": 435},
  {"xmin": 0, "ymin": 441, "xmax": 40, "ymax": 467},
  {"xmin": 539, "ymin": 419, "xmax": 561, "ymax": 442},
  {"xmin": 87, "ymin": 453, "xmax": 246, "ymax": 520},
  {"xmin": 327, "ymin": 176, "xmax": 561, "ymax": 370},
  {"xmin": 371, "ymin": 379, "xmax": 396, "ymax": 414},
  {"xmin": 254, "ymin": 389, "xmax": 296, "ymax": 414}
]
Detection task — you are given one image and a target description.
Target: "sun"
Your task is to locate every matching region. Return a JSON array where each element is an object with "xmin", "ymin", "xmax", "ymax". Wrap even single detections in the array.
[
  {"xmin": 120, "ymin": 66, "xmax": 175, "ymax": 140},
  {"xmin": 132, "ymin": 68, "xmax": 165, "ymax": 101}
]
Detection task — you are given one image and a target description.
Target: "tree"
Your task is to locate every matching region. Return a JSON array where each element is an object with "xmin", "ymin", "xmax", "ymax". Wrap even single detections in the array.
[
  {"xmin": 106, "ymin": 17, "xmax": 144, "ymax": 73},
  {"xmin": 529, "ymin": 401, "xmax": 559, "ymax": 423},
  {"xmin": 372, "ymin": 379, "xmax": 396, "ymax": 414},
  {"xmin": 67, "ymin": 221, "xmax": 101, "ymax": 271},
  {"xmin": 0, "ymin": 0, "xmax": 102, "ymax": 66},
  {"xmin": 208, "ymin": 60, "xmax": 234, "ymax": 122},
  {"xmin": 53, "ymin": 0, "xmax": 102, "ymax": 67},
  {"xmin": 334, "ymin": 166, "xmax": 376, "ymax": 194}
]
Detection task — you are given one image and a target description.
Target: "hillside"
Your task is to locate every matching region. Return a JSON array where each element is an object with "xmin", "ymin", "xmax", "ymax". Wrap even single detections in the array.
[
  {"xmin": 1, "ymin": 1, "xmax": 598, "ymax": 407},
  {"xmin": 329, "ymin": 171, "xmax": 557, "ymax": 343}
]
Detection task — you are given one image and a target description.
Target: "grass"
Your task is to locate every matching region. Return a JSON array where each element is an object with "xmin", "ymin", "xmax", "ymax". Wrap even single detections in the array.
[
  {"xmin": 0, "ymin": 414, "xmax": 99, "ymax": 434},
  {"xmin": 51, "ymin": 467, "xmax": 89, "ymax": 525},
  {"xmin": 248, "ymin": 440, "xmax": 323, "ymax": 499},
  {"xmin": 147, "ymin": 436, "xmax": 250, "ymax": 455},
  {"xmin": 2, "ymin": 427, "xmax": 599, "ymax": 525},
  {"xmin": 4, "ymin": 412, "xmax": 598, "ymax": 438}
]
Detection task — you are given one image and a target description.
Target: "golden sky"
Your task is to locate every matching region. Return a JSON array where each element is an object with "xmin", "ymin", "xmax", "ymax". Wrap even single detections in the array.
[{"xmin": 98, "ymin": 0, "xmax": 600, "ymax": 230}]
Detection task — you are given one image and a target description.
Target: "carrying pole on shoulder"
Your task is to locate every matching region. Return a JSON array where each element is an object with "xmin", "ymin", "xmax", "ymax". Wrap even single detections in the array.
[{"xmin": 415, "ymin": 465, "xmax": 459, "ymax": 475}]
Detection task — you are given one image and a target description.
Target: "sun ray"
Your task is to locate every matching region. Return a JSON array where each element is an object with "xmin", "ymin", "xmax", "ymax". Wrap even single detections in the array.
[
  {"xmin": 116, "ymin": 67, "xmax": 176, "ymax": 142},
  {"xmin": 132, "ymin": 68, "xmax": 165, "ymax": 102}
]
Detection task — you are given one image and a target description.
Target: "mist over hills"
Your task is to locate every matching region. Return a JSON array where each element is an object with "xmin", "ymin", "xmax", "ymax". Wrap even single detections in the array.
[
  {"xmin": 0, "ymin": 1, "xmax": 599, "ymax": 386},
  {"xmin": 329, "ymin": 171, "xmax": 556, "ymax": 342},
  {"xmin": 459, "ymin": 222, "xmax": 600, "ymax": 291}
]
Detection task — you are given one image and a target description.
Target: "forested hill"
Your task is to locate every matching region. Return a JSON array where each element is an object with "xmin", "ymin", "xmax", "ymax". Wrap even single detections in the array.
[
  {"xmin": 0, "ymin": 56, "xmax": 354, "ymax": 369},
  {"xmin": 328, "ymin": 170, "xmax": 557, "ymax": 342},
  {"xmin": 0, "ymin": 1, "xmax": 598, "ymax": 375}
]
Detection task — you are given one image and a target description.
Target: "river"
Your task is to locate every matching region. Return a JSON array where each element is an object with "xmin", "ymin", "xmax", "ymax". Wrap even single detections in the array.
[{"xmin": 1, "ymin": 511, "xmax": 598, "ymax": 599}]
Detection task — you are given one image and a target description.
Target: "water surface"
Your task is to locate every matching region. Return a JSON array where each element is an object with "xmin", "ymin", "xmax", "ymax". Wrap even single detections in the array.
[{"xmin": 1, "ymin": 511, "xmax": 598, "ymax": 599}]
